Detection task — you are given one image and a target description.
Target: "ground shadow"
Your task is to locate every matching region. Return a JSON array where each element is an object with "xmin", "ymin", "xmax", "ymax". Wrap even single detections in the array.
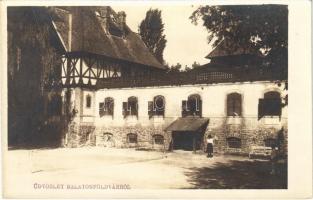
[{"xmin": 184, "ymin": 158, "xmax": 287, "ymax": 189}]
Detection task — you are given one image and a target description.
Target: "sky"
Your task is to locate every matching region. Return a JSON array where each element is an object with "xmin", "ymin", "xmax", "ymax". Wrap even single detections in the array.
[{"xmin": 112, "ymin": 5, "xmax": 213, "ymax": 67}]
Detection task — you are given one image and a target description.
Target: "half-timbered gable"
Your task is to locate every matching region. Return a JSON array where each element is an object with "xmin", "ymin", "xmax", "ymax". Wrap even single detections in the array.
[{"xmin": 49, "ymin": 6, "xmax": 165, "ymax": 88}]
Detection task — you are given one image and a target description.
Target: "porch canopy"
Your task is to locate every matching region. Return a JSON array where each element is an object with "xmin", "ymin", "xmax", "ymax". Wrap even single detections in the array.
[{"xmin": 164, "ymin": 117, "xmax": 209, "ymax": 132}]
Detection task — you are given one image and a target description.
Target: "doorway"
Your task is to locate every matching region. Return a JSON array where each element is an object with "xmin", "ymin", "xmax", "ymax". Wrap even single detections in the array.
[{"xmin": 172, "ymin": 131, "xmax": 203, "ymax": 151}]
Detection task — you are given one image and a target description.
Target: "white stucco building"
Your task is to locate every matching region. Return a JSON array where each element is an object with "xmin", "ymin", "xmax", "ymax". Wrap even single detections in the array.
[{"xmin": 44, "ymin": 6, "xmax": 287, "ymax": 154}]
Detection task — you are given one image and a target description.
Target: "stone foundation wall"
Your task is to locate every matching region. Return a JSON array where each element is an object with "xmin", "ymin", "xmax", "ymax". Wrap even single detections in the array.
[
  {"xmin": 94, "ymin": 125, "xmax": 170, "ymax": 151},
  {"xmin": 65, "ymin": 122, "xmax": 96, "ymax": 148},
  {"xmin": 205, "ymin": 117, "xmax": 288, "ymax": 154},
  {"xmin": 65, "ymin": 117, "xmax": 288, "ymax": 155}
]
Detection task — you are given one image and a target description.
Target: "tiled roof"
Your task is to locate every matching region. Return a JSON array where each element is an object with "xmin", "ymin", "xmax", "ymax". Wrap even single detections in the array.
[
  {"xmin": 49, "ymin": 6, "xmax": 165, "ymax": 69},
  {"xmin": 206, "ymin": 40, "xmax": 262, "ymax": 58}
]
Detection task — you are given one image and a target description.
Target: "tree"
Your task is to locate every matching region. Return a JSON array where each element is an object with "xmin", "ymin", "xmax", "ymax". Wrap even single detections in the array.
[
  {"xmin": 8, "ymin": 7, "xmax": 65, "ymax": 146},
  {"xmin": 190, "ymin": 5, "xmax": 288, "ymax": 69},
  {"xmin": 139, "ymin": 9, "xmax": 167, "ymax": 64},
  {"xmin": 191, "ymin": 61, "xmax": 201, "ymax": 69},
  {"xmin": 167, "ymin": 63, "xmax": 182, "ymax": 73}
]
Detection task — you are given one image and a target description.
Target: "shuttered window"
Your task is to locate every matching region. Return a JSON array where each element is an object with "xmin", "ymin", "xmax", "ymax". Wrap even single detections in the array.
[
  {"xmin": 104, "ymin": 97, "xmax": 114, "ymax": 116},
  {"xmin": 123, "ymin": 97, "xmax": 138, "ymax": 118},
  {"xmin": 227, "ymin": 93, "xmax": 242, "ymax": 116},
  {"xmin": 99, "ymin": 102, "xmax": 105, "ymax": 117},
  {"xmin": 148, "ymin": 96, "xmax": 165, "ymax": 118},
  {"xmin": 258, "ymin": 91, "xmax": 281, "ymax": 119},
  {"xmin": 99, "ymin": 97, "xmax": 114, "ymax": 117},
  {"xmin": 182, "ymin": 94, "xmax": 202, "ymax": 117}
]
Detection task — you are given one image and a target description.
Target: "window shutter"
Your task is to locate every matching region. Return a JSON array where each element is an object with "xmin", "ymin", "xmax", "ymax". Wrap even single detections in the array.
[
  {"xmin": 273, "ymin": 99, "xmax": 282, "ymax": 116},
  {"xmin": 148, "ymin": 101, "xmax": 154, "ymax": 111},
  {"xmin": 122, "ymin": 102, "xmax": 128, "ymax": 118},
  {"xmin": 258, "ymin": 99, "xmax": 265, "ymax": 120},
  {"xmin": 99, "ymin": 102, "xmax": 104, "ymax": 117},
  {"xmin": 198, "ymin": 99, "xmax": 202, "ymax": 117},
  {"xmin": 182, "ymin": 100, "xmax": 188, "ymax": 117},
  {"xmin": 148, "ymin": 101, "xmax": 154, "ymax": 118},
  {"xmin": 135, "ymin": 101, "xmax": 139, "ymax": 117}
]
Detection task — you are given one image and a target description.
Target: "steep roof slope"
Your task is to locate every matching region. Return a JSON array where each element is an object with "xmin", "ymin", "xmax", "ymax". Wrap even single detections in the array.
[
  {"xmin": 206, "ymin": 40, "xmax": 262, "ymax": 59},
  {"xmin": 49, "ymin": 6, "xmax": 164, "ymax": 69}
]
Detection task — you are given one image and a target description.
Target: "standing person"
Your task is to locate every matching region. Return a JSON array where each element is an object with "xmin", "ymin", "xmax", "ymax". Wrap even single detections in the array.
[{"xmin": 206, "ymin": 135, "xmax": 214, "ymax": 158}]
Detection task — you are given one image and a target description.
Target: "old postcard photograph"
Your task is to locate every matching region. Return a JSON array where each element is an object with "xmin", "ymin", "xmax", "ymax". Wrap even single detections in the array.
[{"xmin": 1, "ymin": 0, "xmax": 312, "ymax": 199}]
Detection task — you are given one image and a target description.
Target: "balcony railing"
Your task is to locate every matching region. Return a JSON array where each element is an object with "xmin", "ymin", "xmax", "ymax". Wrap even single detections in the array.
[{"xmin": 96, "ymin": 66, "xmax": 286, "ymax": 89}]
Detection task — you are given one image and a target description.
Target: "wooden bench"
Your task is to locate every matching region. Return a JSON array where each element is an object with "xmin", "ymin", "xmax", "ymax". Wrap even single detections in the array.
[{"xmin": 249, "ymin": 146, "xmax": 272, "ymax": 159}]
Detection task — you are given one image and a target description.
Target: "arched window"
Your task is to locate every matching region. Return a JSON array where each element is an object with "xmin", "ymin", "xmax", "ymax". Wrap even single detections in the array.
[
  {"xmin": 153, "ymin": 134, "xmax": 164, "ymax": 145},
  {"xmin": 258, "ymin": 91, "xmax": 281, "ymax": 119},
  {"xmin": 86, "ymin": 95, "xmax": 91, "ymax": 108},
  {"xmin": 264, "ymin": 138, "xmax": 277, "ymax": 147},
  {"xmin": 148, "ymin": 95, "xmax": 165, "ymax": 118},
  {"xmin": 264, "ymin": 91, "xmax": 281, "ymax": 99},
  {"xmin": 127, "ymin": 133, "xmax": 138, "ymax": 143},
  {"xmin": 227, "ymin": 137, "xmax": 241, "ymax": 148},
  {"xmin": 227, "ymin": 93, "xmax": 242, "ymax": 116},
  {"xmin": 182, "ymin": 94, "xmax": 202, "ymax": 117},
  {"xmin": 123, "ymin": 96, "xmax": 138, "ymax": 118},
  {"xmin": 99, "ymin": 97, "xmax": 114, "ymax": 117}
]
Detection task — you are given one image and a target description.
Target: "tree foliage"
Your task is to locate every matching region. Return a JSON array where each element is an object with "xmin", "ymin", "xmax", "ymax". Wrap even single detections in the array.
[
  {"xmin": 190, "ymin": 5, "xmax": 288, "ymax": 68},
  {"xmin": 139, "ymin": 9, "xmax": 167, "ymax": 64},
  {"xmin": 167, "ymin": 63, "xmax": 182, "ymax": 73},
  {"xmin": 8, "ymin": 7, "xmax": 64, "ymax": 146}
]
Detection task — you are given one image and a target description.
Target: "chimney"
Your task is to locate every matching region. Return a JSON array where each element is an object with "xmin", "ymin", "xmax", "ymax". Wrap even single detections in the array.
[{"xmin": 117, "ymin": 11, "xmax": 126, "ymax": 29}]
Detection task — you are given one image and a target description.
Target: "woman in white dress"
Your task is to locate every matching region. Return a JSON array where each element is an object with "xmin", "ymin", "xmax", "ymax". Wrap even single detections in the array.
[{"xmin": 206, "ymin": 134, "xmax": 214, "ymax": 158}]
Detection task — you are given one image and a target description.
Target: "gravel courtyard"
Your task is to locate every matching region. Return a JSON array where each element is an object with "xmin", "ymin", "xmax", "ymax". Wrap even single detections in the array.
[{"xmin": 4, "ymin": 147, "xmax": 287, "ymax": 196}]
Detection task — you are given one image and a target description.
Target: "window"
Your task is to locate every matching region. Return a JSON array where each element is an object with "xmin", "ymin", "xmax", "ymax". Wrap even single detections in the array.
[
  {"xmin": 99, "ymin": 97, "xmax": 114, "ymax": 117},
  {"xmin": 127, "ymin": 133, "xmax": 137, "ymax": 143},
  {"xmin": 227, "ymin": 93, "xmax": 242, "ymax": 116},
  {"xmin": 264, "ymin": 138, "xmax": 277, "ymax": 147},
  {"xmin": 153, "ymin": 134, "xmax": 164, "ymax": 145},
  {"xmin": 148, "ymin": 95, "xmax": 165, "ymax": 118},
  {"xmin": 123, "ymin": 96, "xmax": 138, "ymax": 118},
  {"xmin": 86, "ymin": 95, "xmax": 91, "ymax": 108},
  {"xmin": 182, "ymin": 94, "xmax": 202, "ymax": 117},
  {"xmin": 227, "ymin": 137, "xmax": 241, "ymax": 148},
  {"xmin": 258, "ymin": 91, "xmax": 281, "ymax": 119}
]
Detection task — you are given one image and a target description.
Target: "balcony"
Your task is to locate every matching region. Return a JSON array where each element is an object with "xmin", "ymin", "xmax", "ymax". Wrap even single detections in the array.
[{"xmin": 96, "ymin": 66, "xmax": 286, "ymax": 89}]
